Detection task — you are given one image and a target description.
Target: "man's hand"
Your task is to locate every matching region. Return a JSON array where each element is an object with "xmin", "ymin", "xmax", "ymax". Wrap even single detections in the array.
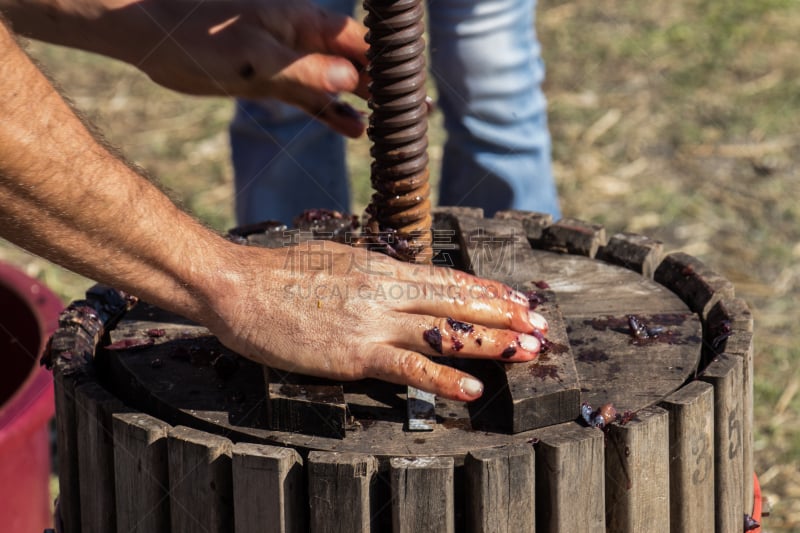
[
  {"xmin": 1, "ymin": 0, "xmax": 369, "ymax": 137},
  {"xmin": 204, "ymin": 241, "xmax": 548, "ymax": 401}
]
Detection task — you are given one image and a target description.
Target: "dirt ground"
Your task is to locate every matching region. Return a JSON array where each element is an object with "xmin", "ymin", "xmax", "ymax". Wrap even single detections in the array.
[{"xmin": 2, "ymin": 0, "xmax": 798, "ymax": 529}]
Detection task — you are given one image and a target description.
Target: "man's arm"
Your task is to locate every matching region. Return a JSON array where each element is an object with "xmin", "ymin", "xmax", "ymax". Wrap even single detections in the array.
[
  {"xmin": 0, "ymin": 21, "xmax": 547, "ymax": 401},
  {"xmin": 0, "ymin": 0, "xmax": 369, "ymax": 137},
  {"xmin": 0, "ymin": 19, "xmax": 210, "ymax": 318}
]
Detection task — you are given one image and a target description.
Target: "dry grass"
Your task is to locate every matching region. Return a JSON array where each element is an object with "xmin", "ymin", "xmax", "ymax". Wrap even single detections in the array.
[{"xmin": 3, "ymin": 0, "xmax": 799, "ymax": 529}]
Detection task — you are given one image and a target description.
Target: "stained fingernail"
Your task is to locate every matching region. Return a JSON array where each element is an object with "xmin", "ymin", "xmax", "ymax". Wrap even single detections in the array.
[
  {"xmin": 332, "ymin": 100, "xmax": 365, "ymax": 122},
  {"xmin": 510, "ymin": 290, "xmax": 529, "ymax": 306},
  {"xmin": 328, "ymin": 64, "xmax": 358, "ymax": 89},
  {"xmin": 425, "ymin": 95, "xmax": 436, "ymax": 114},
  {"xmin": 529, "ymin": 311, "xmax": 548, "ymax": 333},
  {"xmin": 459, "ymin": 376, "xmax": 483, "ymax": 398},
  {"xmin": 519, "ymin": 333, "xmax": 541, "ymax": 352}
]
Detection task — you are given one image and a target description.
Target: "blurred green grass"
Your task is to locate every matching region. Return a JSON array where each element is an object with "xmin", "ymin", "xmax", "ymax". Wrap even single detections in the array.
[{"xmin": 4, "ymin": 0, "xmax": 800, "ymax": 528}]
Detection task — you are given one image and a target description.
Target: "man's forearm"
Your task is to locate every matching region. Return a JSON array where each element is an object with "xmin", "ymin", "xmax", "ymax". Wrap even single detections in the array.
[{"xmin": 0, "ymin": 20, "xmax": 230, "ymax": 323}]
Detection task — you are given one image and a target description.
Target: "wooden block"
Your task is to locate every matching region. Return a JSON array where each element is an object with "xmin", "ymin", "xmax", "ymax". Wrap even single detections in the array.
[
  {"xmin": 539, "ymin": 218, "xmax": 607, "ymax": 257},
  {"xmin": 45, "ymin": 285, "xmax": 133, "ymax": 372},
  {"xmin": 700, "ymin": 355, "xmax": 745, "ymax": 533},
  {"xmin": 227, "ymin": 221, "xmax": 291, "ymax": 248},
  {"xmin": 468, "ymin": 289, "xmax": 580, "ymax": 432},
  {"xmin": 168, "ymin": 426, "xmax": 233, "ymax": 533},
  {"xmin": 465, "ymin": 444, "xmax": 535, "ymax": 533},
  {"xmin": 432, "ymin": 206, "xmax": 485, "ymax": 220},
  {"xmin": 702, "ymin": 297, "xmax": 752, "ymax": 367},
  {"xmin": 390, "ymin": 457, "xmax": 455, "ymax": 533},
  {"xmin": 706, "ymin": 297, "xmax": 754, "ymax": 336},
  {"xmin": 494, "ymin": 209, "xmax": 554, "ymax": 243},
  {"xmin": 265, "ymin": 367, "xmax": 347, "ymax": 438},
  {"xmin": 454, "ymin": 215, "xmax": 529, "ymax": 279},
  {"xmin": 84, "ymin": 284, "xmax": 136, "ymax": 323},
  {"xmin": 307, "ymin": 451, "xmax": 378, "ymax": 533},
  {"xmin": 605, "ymin": 406, "xmax": 670, "ymax": 533},
  {"xmin": 596, "ymin": 232, "xmax": 664, "ymax": 279},
  {"xmin": 232, "ymin": 443, "xmax": 305, "ymax": 533},
  {"xmin": 75, "ymin": 380, "xmax": 127, "ymax": 533},
  {"xmin": 431, "ymin": 207, "xmax": 485, "ymax": 265},
  {"xmin": 659, "ymin": 380, "xmax": 715, "ymax": 533},
  {"xmin": 48, "ymin": 320, "xmax": 97, "ymax": 370},
  {"xmin": 112, "ymin": 413, "xmax": 171, "ymax": 533},
  {"xmin": 453, "ymin": 214, "xmax": 580, "ymax": 432},
  {"xmin": 654, "ymin": 253, "xmax": 735, "ymax": 319},
  {"xmin": 534, "ymin": 424, "xmax": 606, "ymax": 533}
]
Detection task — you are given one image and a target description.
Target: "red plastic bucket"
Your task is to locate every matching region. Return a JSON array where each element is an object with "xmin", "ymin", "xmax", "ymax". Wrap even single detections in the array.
[{"xmin": 0, "ymin": 262, "xmax": 63, "ymax": 532}]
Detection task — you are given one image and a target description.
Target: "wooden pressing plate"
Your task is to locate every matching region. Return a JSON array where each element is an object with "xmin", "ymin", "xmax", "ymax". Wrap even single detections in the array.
[{"xmin": 100, "ymin": 211, "xmax": 702, "ymax": 461}]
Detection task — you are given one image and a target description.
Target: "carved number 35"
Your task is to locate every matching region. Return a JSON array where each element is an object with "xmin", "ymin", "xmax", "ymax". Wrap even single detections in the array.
[
  {"xmin": 691, "ymin": 433, "xmax": 711, "ymax": 485},
  {"xmin": 728, "ymin": 408, "xmax": 741, "ymax": 460}
]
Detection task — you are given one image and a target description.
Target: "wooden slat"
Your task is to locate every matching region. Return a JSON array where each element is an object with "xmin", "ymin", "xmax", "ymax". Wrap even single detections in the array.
[
  {"xmin": 659, "ymin": 381, "xmax": 715, "ymax": 533},
  {"xmin": 390, "ymin": 457, "xmax": 455, "ymax": 533},
  {"xmin": 704, "ymin": 297, "xmax": 754, "ymax": 361},
  {"xmin": 596, "ymin": 232, "xmax": 664, "ymax": 279},
  {"xmin": 112, "ymin": 413, "xmax": 171, "ymax": 533},
  {"xmin": 465, "ymin": 444, "xmax": 535, "ymax": 533},
  {"xmin": 232, "ymin": 443, "xmax": 305, "ymax": 533},
  {"xmin": 605, "ymin": 406, "xmax": 670, "ymax": 533},
  {"xmin": 167, "ymin": 426, "xmax": 233, "ymax": 533},
  {"xmin": 534, "ymin": 424, "xmax": 605, "ymax": 533},
  {"xmin": 53, "ymin": 370, "xmax": 83, "ymax": 533},
  {"xmin": 704, "ymin": 298, "xmax": 754, "ymax": 512},
  {"xmin": 539, "ymin": 218, "xmax": 607, "ymax": 257},
  {"xmin": 75, "ymin": 380, "xmax": 127, "ymax": 533},
  {"xmin": 51, "ymin": 302, "xmax": 109, "ymax": 533},
  {"xmin": 654, "ymin": 252, "xmax": 735, "ymax": 319},
  {"xmin": 706, "ymin": 297, "xmax": 754, "ymax": 513},
  {"xmin": 307, "ymin": 451, "xmax": 377, "ymax": 533},
  {"xmin": 724, "ymin": 333, "xmax": 755, "ymax": 514},
  {"xmin": 48, "ymin": 285, "xmax": 134, "ymax": 533},
  {"xmin": 700, "ymin": 355, "xmax": 745, "ymax": 533}
]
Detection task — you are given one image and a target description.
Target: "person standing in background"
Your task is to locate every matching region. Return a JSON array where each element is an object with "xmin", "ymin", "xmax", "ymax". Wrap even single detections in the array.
[{"xmin": 230, "ymin": 0, "xmax": 561, "ymax": 226}]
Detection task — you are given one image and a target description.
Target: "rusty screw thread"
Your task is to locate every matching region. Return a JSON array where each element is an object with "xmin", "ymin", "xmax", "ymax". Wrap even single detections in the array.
[{"xmin": 363, "ymin": 0, "xmax": 432, "ymax": 264}]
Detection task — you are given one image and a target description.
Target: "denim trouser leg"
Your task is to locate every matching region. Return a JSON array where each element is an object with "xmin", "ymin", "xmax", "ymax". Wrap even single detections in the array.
[
  {"xmin": 429, "ymin": 0, "xmax": 561, "ymax": 218},
  {"xmin": 229, "ymin": 0, "xmax": 355, "ymax": 226},
  {"xmin": 230, "ymin": 102, "xmax": 350, "ymax": 226}
]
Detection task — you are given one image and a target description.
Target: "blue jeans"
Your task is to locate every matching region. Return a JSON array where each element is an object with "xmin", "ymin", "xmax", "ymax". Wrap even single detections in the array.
[{"xmin": 230, "ymin": 0, "xmax": 560, "ymax": 226}]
